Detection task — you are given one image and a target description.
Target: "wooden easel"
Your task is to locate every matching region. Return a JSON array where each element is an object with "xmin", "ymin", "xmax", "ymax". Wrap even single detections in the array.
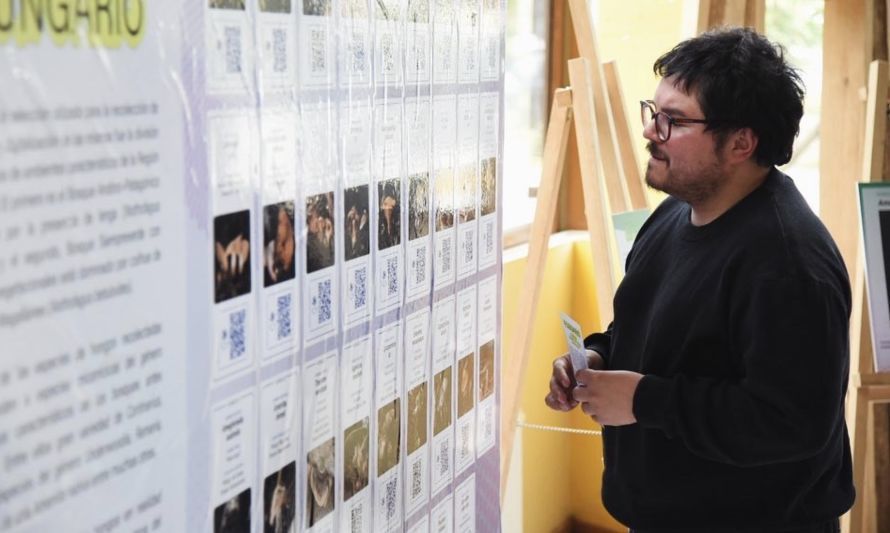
[
  {"xmin": 499, "ymin": 0, "xmax": 648, "ymax": 500},
  {"xmin": 845, "ymin": 58, "xmax": 890, "ymax": 533}
]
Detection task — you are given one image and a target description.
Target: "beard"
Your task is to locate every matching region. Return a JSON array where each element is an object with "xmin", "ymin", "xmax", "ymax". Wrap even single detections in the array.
[{"xmin": 644, "ymin": 142, "xmax": 728, "ymax": 205}]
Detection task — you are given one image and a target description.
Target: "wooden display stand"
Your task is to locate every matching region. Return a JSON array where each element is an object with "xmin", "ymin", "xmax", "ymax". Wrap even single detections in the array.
[
  {"xmin": 499, "ymin": 0, "xmax": 648, "ymax": 500},
  {"xmin": 845, "ymin": 59, "xmax": 890, "ymax": 533}
]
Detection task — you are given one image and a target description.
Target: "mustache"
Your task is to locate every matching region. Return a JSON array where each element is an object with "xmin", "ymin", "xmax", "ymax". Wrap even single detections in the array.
[{"xmin": 647, "ymin": 142, "xmax": 667, "ymax": 160}]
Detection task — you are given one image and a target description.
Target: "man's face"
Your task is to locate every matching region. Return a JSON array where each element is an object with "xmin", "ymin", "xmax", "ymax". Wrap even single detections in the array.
[{"xmin": 644, "ymin": 77, "xmax": 728, "ymax": 205}]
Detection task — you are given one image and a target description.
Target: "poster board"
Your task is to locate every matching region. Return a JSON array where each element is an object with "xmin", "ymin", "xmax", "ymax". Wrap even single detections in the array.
[
  {"xmin": 859, "ymin": 183, "xmax": 890, "ymax": 372},
  {"xmin": 0, "ymin": 1, "xmax": 505, "ymax": 531}
]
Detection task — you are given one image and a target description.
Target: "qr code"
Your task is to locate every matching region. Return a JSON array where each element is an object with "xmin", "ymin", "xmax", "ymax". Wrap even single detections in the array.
[
  {"xmin": 382, "ymin": 33, "xmax": 395, "ymax": 75},
  {"xmin": 487, "ymin": 36, "xmax": 497, "ymax": 70},
  {"xmin": 386, "ymin": 256, "xmax": 398, "ymax": 297},
  {"xmin": 353, "ymin": 266, "xmax": 367, "ymax": 310},
  {"xmin": 439, "ymin": 35, "xmax": 452, "ymax": 73},
  {"xmin": 463, "ymin": 234, "xmax": 474, "ymax": 265},
  {"xmin": 442, "ymin": 239, "xmax": 452, "ymax": 273},
  {"xmin": 224, "ymin": 26, "xmax": 242, "ymax": 74},
  {"xmin": 412, "ymin": 34, "xmax": 427, "ymax": 72},
  {"xmin": 228, "ymin": 309, "xmax": 246, "ymax": 360},
  {"xmin": 272, "ymin": 28, "xmax": 287, "ymax": 73},
  {"xmin": 484, "ymin": 225, "xmax": 493, "ymax": 256},
  {"xmin": 316, "ymin": 279, "xmax": 332, "ymax": 324},
  {"xmin": 438, "ymin": 441, "xmax": 450, "ymax": 474},
  {"xmin": 464, "ymin": 47, "xmax": 476, "ymax": 73},
  {"xmin": 384, "ymin": 478, "xmax": 397, "ymax": 521},
  {"xmin": 350, "ymin": 505, "xmax": 362, "ymax": 533},
  {"xmin": 411, "ymin": 460, "xmax": 422, "ymax": 498},
  {"xmin": 349, "ymin": 34, "xmax": 366, "ymax": 74},
  {"xmin": 460, "ymin": 424, "xmax": 469, "ymax": 458},
  {"xmin": 275, "ymin": 293, "xmax": 292, "ymax": 341},
  {"xmin": 311, "ymin": 28, "xmax": 326, "ymax": 73},
  {"xmin": 414, "ymin": 247, "xmax": 426, "ymax": 285}
]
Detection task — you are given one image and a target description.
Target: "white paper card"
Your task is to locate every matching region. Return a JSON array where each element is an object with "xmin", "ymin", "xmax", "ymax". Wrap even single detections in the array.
[
  {"xmin": 374, "ymin": 322, "xmax": 404, "ymax": 532},
  {"xmin": 340, "ymin": 336, "xmax": 373, "ymax": 533},
  {"xmin": 560, "ymin": 312, "xmax": 588, "ymax": 375},
  {"xmin": 304, "ymin": 352, "xmax": 338, "ymax": 532}
]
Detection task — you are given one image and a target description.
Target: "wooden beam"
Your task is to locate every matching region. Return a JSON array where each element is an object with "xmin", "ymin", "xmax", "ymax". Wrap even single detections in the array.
[
  {"xmin": 744, "ymin": 0, "xmax": 765, "ymax": 32},
  {"xmin": 867, "ymin": 0, "xmax": 889, "ymax": 62},
  {"xmin": 863, "ymin": 61, "xmax": 889, "ymax": 184},
  {"xmin": 501, "ymin": 89, "xmax": 574, "ymax": 500},
  {"xmin": 568, "ymin": 0, "xmax": 630, "ymax": 214},
  {"xmin": 603, "ymin": 60, "xmax": 649, "ymax": 211},
  {"xmin": 568, "ymin": 57, "xmax": 619, "ymax": 322},
  {"xmin": 821, "ymin": 0, "xmax": 869, "ymax": 283},
  {"xmin": 874, "ymin": 404, "xmax": 890, "ymax": 533}
]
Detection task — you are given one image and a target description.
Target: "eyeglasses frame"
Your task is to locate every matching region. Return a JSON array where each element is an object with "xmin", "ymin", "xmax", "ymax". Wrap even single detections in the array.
[{"xmin": 640, "ymin": 99, "xmax": 713, "ymax": 142}]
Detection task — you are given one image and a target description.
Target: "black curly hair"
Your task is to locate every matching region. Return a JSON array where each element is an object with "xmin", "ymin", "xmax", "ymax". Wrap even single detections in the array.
[{"xmin": 653, "ymin": 27, "xmax": 804, "ymax": 167}]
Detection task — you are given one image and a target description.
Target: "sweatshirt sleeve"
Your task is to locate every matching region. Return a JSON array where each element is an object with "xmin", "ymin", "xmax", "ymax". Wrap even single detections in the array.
[
  {"xmin": 584, "ymin": 322, "xmax": 613, "ymax": 367},
  {"xmin": 632, "ymin": 276, "xmax": 850, "ymax": 467}
]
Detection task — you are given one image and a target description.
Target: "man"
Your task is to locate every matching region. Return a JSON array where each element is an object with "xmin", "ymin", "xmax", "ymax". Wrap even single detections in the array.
[{"xmin": 546, "ymin": 28, "xmax": 854, "ymax": 532}]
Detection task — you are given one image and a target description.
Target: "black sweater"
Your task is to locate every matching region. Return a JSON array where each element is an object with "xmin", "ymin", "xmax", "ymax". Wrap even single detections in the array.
[{"xmin": 585, "ymin": 169, "xmax": 854, "ymax": 531}]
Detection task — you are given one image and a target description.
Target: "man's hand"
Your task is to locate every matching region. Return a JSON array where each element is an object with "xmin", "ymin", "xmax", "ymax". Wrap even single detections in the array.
[
  {"xmin": 544, "ymin": 349, "xmax": 605, "ymax": 411},
  {"xmin": 573, "ymin": 370, "xmax": 643, "ymax": 426}
]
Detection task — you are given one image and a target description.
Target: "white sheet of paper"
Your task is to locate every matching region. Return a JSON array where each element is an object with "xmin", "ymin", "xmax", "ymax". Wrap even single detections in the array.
[{"xmin": 559, "ymin": 312, "xmax": 588, "ymax": 375}]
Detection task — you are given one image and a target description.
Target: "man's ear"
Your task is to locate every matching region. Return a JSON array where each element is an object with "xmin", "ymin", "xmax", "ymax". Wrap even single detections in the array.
[{"xmin": 727, "ymin": 127, "xmax": 759, "ymax": 163}]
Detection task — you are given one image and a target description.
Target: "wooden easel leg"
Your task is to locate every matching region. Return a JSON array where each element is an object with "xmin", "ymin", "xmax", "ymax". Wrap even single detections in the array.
[
  {"xmin": 846, "ymin": 387, "xmax": 871, "ymax": 533},
  {"xmin": 567, "ymin": 57, "xmax": 618, "ymax": 326},
  {"xmin": 500, "ymin": 88, "xmax": 574, "ymax": 502}
]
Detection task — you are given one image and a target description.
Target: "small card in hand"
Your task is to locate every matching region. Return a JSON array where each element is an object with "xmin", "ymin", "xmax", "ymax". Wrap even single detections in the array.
[{"xmin": 559, "ymin": 312, "xmax": 588, "ymax": 376}]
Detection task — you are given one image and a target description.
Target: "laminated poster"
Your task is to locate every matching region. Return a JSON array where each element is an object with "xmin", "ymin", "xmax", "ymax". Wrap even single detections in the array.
[
  {"xmin": 302, "ymin": 104, "xmax": 339, "ymax": 342},
  {"xmin": 454, "ymin": 474, "xmax": 476, "ymax": 533},
  {"xmin": 260, "ymin": 370, "xmax": 301, "ymax": 533},
  {"xmin": 374, "ymin": 100, "xmax": 405, "ymax": 315},
  {"xmin": 206, "ymin": 0, "xmax": 254, "ymax": 94},
  {"xmin": 457, "ymin": 0, "xmax": 480, "ymax": 84},
  {"xmin": 303, "ymin": 352, "xmax": 339, "ymax": 533},
  {"xmin": 257, "ymin": 0, "xmax": 298, "ymax": 88},
  {"xmin": 476, "ymin": 276, "xmax": 498, "ymax": 456},
  {"xmin": 430, "ymin": 296, "xmax": 456, "ymax": 496},
  {"xmin": 375, "ymin": 0, "xmax": 403, "ymax": 87},
  {"xmin": 480, "ymin": 0, "xmax": 502, "ymax": 82},
  {"xmin": 0, "ymin": 4, "xmax": 188, "ymax": 529},
  {"xmin": 456, "ymin": 93, "xmax": 479, "ymax": 279},
  {"xmin": 478, "ymin": 92, "xmax": 500, "ymax": 269},
  {"xmin": 340, "ymin": 0, "xmax": 372, "ymax": 87},
  {"xmin": 432, "ymin": 95, "xmax": 457, "ymax": 290},
  {"xmin": 406, "ymin": 0, "xmax": 432, "ymax": 85},
  {"xmin": 341, "ymin": 100, "xmax": 374, "ymax": 327},
  {"xmin": 404, "ymin": 309, "xmax": 433, "ymax": 517},
  {"xmin": 454, "ymin": 285, "xmax": 477, "ymax": 475},
  {"xmin": 300, "ymin": 0, "xmax": 336, "ymax": 88},
  {"xmin": 260, "ymin": 110, "xmax": 300, "ymax": 361},
  {"xmin": 0, "ymin": 1, "xmax": 503, "ymax": 531},
  {"xmin": 374, "ymin": 322, "xmax": 405, "ymax": 532},
  {"xmin": 210, "ymin": 111, "xmax": 258, "ymax": 381},
  {"xmin": 430, "ymin": 494, "xmax": 455, "ymax": 533},
  {"xmin": 405, "ymin": 97, "xmax": 434, "ymax": 300},
  {"xmin": 432, "ymin": 0, "xmax": 458, "ymax": 84},
  {"xmin": 210, "ymin": 392, "xmax": 257, "ymax": 533},
  {"xmin": 339, "ymin": 336, "xmax": 373, "ymax": 533}
]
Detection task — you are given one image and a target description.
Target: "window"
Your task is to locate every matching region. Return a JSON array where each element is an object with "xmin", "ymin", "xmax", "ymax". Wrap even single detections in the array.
[{"xmin": 503, "ymin": 0, "xmax": 549, "ymax": 234}]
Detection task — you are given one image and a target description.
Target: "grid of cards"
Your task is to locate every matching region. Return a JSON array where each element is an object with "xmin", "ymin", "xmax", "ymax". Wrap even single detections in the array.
[{"xmin": 191, "ymin": 1, "xmax": 505, "ymax": 532}]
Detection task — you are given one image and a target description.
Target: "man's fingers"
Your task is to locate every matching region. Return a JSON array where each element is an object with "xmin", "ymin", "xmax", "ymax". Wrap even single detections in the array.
[
  {"xmin": 544, "ymin": 391, "xmax": 577, "ymax": 411},
  {"xmin": 549, "ymin": 375, "xmax": 569, "ymax": 403},
  {"xmin": 552, "ymin": 355, "xmax": 573, "ymax": 388}
]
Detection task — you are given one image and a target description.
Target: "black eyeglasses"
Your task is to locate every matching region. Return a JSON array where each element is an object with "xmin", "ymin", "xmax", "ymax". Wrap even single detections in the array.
[{"xmin": 640, "ymin": 100, "xmax": 713, "ymax": 142}]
